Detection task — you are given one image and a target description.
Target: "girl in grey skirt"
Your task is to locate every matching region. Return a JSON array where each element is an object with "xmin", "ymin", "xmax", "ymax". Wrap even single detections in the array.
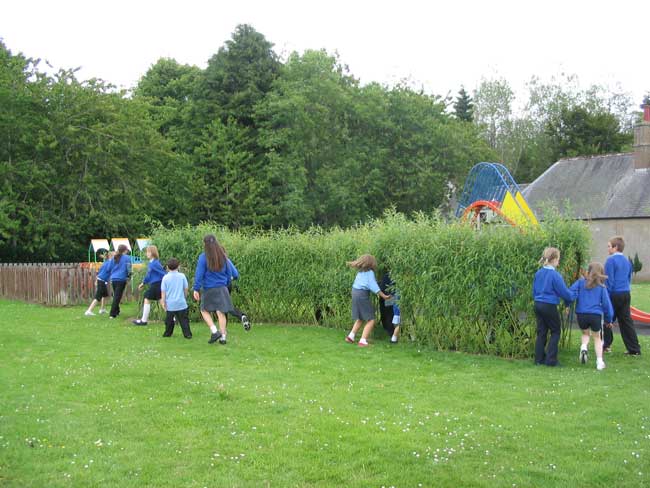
[
  {"xmin": 192, "ymin": 234, "xmax": 237, "ymax": 345},
  {"xmin": 344, "ymin": 254, "xmax": 391, "ymax": 347}
]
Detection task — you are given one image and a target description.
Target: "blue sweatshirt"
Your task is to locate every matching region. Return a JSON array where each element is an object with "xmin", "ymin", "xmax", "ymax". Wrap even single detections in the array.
[
  {"xmin": 110, "ymin": 254, "xmax": 132, "ymax": 282},
  {"xmin": 352, "ymin": 270, "xmax": 381, "ymax": 294},
  {"xmin": 192, "ymin": 253, "xmax": 236, "ymax": 291},
  {"xmin": 142, "ymin": 258, "xmax": 166, "ymax": 285},
  {"xmin": 227, "ymin": 260, "xmax": 239, "ymax": 283},
  {"xmin": 532, "ymin": 266, "xmax": 574, "ymax": 305},
  {"xmin": 605, "ymin": 253, "xmax": 632, "ymax": 294},
  {"xmin": 569, "ymin": 278, "xmax": 614, "ymax": 323},
  {"xmin": 97, "ymin": 259, "xmax": 113, "ymax": 282}
]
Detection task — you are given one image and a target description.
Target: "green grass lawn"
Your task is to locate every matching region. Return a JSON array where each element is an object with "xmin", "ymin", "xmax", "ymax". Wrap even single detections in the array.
[
  {"xmin": 632, "ymin": 282, "xmax": 650, "ymax": 312},
  {"xmin": 1, "ymin": 299, "xmax": 649, "ymax": 487}
]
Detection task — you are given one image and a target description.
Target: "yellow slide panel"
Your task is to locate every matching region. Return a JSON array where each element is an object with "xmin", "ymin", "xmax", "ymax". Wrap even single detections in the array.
[
  {"xmin": 514, "ymin": 191, "xmax": 539, "ymax": 226},
  {"xmin": 501, "ymin": 191, "xmax": 529, "ymax": 226}
]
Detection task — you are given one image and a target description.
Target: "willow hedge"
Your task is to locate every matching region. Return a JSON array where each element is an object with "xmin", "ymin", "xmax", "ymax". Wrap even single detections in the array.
[{"xmin": 149, "ymin": 213, "xmax": 591, "ymax": 358}]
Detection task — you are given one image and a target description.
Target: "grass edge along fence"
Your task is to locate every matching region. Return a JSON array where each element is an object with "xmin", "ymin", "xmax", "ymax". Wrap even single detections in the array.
[{"xmin": 151, "ymin": 213, "xmax": 590, "ymax": 358}]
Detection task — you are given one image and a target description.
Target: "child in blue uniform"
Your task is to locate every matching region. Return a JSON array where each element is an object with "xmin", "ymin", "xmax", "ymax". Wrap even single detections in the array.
[
  {"xmin": 532, "ymin": 247, "xmax": 574, "ymax": 366},
  {"xmin": 85, "ymin": 251, "xmax": 114, "ymax": 316},
  {"xmin": 133, "ymin": 245, "xmax": 166, "ymax": 326},
  {"xmin": 345, "ymin": 254, "xmax": 391, "ymax": 347},
  {"xmin": 193, "ymin": 234, "xmax": 237, "ymax": 345},
  {"xmin": 161, "ymin": 257, "xmax": 192, "ymax": 339},
  {"xmin": 569, "ymin": 262, "xmax": 614, "ymax": 370},
  {"xmin": 379, "ymin": 272, "xmax": 401, "ymax": 344},
  {"xmin": 603, "ymin": 236, "xmax": 640, "ymax": 355},
  {"xmin": 109, "ymin": 244, "xmax": 132, "ymax": 319}
]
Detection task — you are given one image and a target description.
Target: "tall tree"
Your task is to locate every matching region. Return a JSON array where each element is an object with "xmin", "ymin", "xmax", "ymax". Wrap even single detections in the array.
[
  {"xmin": 200, "ymin": 24, "xmax": 281, "ymax": 128},
  {"xmin": 454, "ymin": 87, "xmax": 474, "ymax": 122}
]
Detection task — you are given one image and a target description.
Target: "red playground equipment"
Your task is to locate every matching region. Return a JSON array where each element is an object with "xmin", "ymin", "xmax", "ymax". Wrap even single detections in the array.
[{"xmin": 631, "ymin": 306, "xmax": 650, "ymax": 324}]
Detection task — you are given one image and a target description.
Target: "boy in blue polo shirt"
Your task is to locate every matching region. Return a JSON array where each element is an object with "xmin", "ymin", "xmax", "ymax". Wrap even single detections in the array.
[
  {"xmin": 603, "ymin": 236, "xmax": 640, "ymax": 355},
  {"xmin": 161, "ymin": 258, "xmax": 192, "ymax": 339}
]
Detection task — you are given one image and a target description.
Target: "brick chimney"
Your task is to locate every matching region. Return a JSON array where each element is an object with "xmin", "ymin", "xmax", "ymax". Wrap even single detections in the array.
[{"xmin": 634, "ymin": 98, "xmax": 650, "ymax": 169}]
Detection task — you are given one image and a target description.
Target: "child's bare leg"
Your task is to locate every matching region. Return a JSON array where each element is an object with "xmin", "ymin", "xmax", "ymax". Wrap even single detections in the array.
[
  {"xmin": 391, "ymin": 325, "xmax": 401, "ymax": 343},
  {"xmin": 99, "ymin": 297, "xmax": 106, "ymax": 312},
  {"xmin": 351, "ymin": 320, "xmax": 363, "ymax": 335},
  {"xmin": 580, "ymin": 329, "xmax": 590, "ymax": 349},
  {"xmin": 360, "ymin": 319, "xmax": 375, "ymax": 341},
  {"xmin": 216, "ymin": 311, "xmax": 227, "ymax": 336},
  {"xmin": 346, "ymin": 320, "xmax": 363, "ymax": 342},
  {"xmin": 201, "ymin": 309, "xmax": 217, "ymax": 329},
  {"xmin": 593, "ymin": 330, "xmax": 604, "ymax": 361},
  {"xmin": 86, "ymin": 299, "xmax": 98, "ymax": 314}
]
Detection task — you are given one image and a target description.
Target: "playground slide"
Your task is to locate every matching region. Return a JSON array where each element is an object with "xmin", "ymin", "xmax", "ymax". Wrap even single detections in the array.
[{"xmin": 631, "ymin": 306, "xmax": 650, "ymax": 324}]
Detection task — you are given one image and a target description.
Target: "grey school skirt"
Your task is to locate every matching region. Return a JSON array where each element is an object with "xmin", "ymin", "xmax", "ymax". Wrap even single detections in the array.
[
  {"xmin": 200, "ymin": 286, "xmax": 234, "ymax": 313},
  {"xmin": 352, "ymin": 288, "xmax": 375, "ymax": 321}
]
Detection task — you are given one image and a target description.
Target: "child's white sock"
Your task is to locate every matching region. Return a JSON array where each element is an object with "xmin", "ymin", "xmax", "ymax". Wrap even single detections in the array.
[
  {"xmin": 210, "ymin": 325, "xmax": 218, "ymax": 334},
  {"xmin": 141, "ymin": 303, "xmax": 151, "ymax": 322},
  {"xmin": 391, "ymin": 335, "xmax": 398, "ymax": 342},
  {"xmin": 347, "ymin": 332, "xmax": 355, "ymax": 341},
  {"xmin": 358, "ymin": 338, "xmax": 368, "ymax": 345}
]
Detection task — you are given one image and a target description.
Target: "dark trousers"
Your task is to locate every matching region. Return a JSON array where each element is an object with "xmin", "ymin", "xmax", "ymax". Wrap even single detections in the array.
[
  {"xmin": 226, "ymin": 284, "xmax": 246, "ymax": 321},
  {"xmin": 110, "ymin": 281, "xmax": 127, "ymax": 318},
  {"xmin": 605, "ymin": 292, "xmax": 640, "ymax": 354},
  {"xmin": 534, "ymin": 302, "xmax": 562, "ymax": 366},
  {"xmin": 164, "ymin": 308, "xmax": 192, "ymax": 338}
]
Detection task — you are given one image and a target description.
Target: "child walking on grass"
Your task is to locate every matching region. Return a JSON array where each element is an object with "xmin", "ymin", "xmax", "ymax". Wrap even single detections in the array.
[
  {"xmin": 603, "ymin": 235, "xmax": 641, "ymax": 355},
  {"xmin": 161, "ymin": 258, "xmax": 192, "ymax": 339},
  {"xmin": 85, "ymin": 251, "xmax": 115, "ymax": 316},
  {"xmin": 133, "ymin": 245, "xmax": 166, "ymax": 326},
  {"xmin": 569, "ymin": 262, "xmax": 614, "ymax": 371},
  {"xmin": 532, "ymin": 247, "xmax": 574, "ymax": 367},
  {"xmin": 109, "ymin": 244, "xmax": 132, "ymax": 319},
  {"xmin": 345, "ymin": 254, "xmax": 391, "ymax": 348},
  {"xmin": 193, "ymin": 234, "xmax": 236, "ymax": 345}
]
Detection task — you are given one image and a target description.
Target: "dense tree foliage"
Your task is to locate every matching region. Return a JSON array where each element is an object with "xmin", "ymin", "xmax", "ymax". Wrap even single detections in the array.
[
  {"xmin": 0, "ymin": 42, "xmax": 191, "ymax": 261},
  {"xmin": 0, "ymin": 25, "xmax": 640, "ymax": 262}
]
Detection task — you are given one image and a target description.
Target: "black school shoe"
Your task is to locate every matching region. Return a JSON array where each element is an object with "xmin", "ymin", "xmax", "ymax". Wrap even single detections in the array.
[
  {"xmin": 241, "ymin": 314, "xmax": 251, "ymax": 331},
  {"xmin": 132, "ymin": 319, "xmax": 147, "ymax": 326},
  {"xmin": 208, "ymin": 331, "xmax": 222, "ymax": 344},
  {"xmin": 219, "ymin": 337, "xmax": 227, "ymax": 345}
]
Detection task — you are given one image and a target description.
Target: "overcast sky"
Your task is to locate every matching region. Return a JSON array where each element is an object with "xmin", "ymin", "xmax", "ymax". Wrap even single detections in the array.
[{"xmin": 1, "ymin": 0, "xmax": 648, "ymax": 107}]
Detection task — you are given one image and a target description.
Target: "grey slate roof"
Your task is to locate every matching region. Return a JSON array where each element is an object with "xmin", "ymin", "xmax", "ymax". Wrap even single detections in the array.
[{"xmin": 522, "ymin": 153, "xmax": 650, "ymax": 220}]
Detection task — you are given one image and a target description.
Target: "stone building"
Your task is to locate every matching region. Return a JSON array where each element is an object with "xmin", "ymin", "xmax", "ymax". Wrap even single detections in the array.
[{"xmin": 522, "ymin": 101, "xmax": 650, "ymax": 281}]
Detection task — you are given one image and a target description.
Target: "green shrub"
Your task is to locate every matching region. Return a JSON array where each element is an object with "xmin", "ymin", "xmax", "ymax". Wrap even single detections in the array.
[{"xmin": 150, "ymin": 212, "xmax": 590, "ymax": 358}]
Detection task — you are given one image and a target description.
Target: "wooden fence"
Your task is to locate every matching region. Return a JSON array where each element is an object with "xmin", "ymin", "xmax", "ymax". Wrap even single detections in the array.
[{"xmin": 0, "ymin": 263, "xmax": 139, "ymax": 306}]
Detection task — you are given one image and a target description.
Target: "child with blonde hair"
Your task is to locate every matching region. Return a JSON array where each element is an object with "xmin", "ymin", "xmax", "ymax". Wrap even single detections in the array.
[
  {"xmin": 345, "ymin": 254, "xmax": 391, "ymax": 347},
  {"xmin": 569, "ymin": 262, "xmax": 614, "ymax": 370},
  {"xmin": 532, "ymin": 247, "xmax": 575, "ymax": 366},
  {"xmin": 133, "ymin": 245, "xmax": 166, "ymax": 326}
]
